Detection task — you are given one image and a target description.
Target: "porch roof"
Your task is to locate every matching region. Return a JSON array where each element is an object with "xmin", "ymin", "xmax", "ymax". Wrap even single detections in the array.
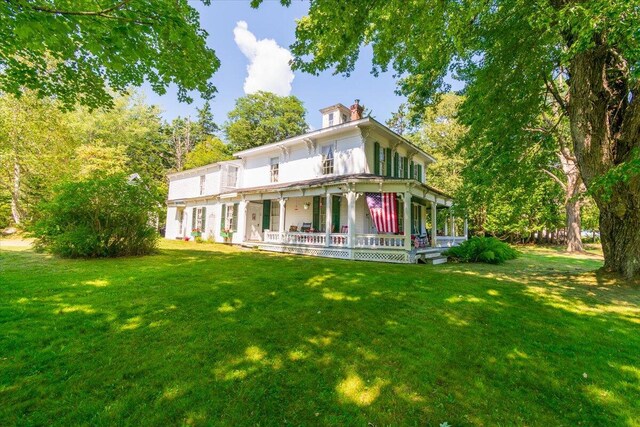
[{"xmin": 222, "ymin": 174, "xmax": 452, "ymax": 199}]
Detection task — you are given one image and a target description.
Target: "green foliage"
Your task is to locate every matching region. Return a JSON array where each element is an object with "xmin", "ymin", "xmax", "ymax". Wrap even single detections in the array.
[
  {"xmin": 31, "ymin": 175, "xmax": 161, "ymax": 258},
  {"xmin": 0, "ymin": 0, "xmax": 219, "ymax": 109},
  {"xmin": 184, "ymin": 136, "xmax": 231, "ymax": 169},
  {"xmin": 444, "ymin": 237, "xmax": 519, "ymax": 264},
  {"xmin": 224, "ymin": 91, "xmax": 308, "ymax": 152}
]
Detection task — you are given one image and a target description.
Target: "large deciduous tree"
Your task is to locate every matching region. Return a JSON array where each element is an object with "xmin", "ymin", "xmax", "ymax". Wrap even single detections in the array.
[
  {"xmin": 274, "ymin": 0, "xmax": 640, "ymax": 277},
  {"xmin": 224, "ymin": 91, "xmax": 308, "ymax": 152},
  {"xmin": 1, "ymin": 0, "xmax": 219, "ymax": 109}
]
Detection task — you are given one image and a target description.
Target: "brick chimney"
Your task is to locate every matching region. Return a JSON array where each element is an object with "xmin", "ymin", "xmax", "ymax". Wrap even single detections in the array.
[{"xmin": 350, "ymin": 99, "xmax": 364, "ymax": 121}]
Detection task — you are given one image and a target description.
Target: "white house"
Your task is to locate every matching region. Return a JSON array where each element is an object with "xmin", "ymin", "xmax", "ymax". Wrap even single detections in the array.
[{"xmin": 165, "ymin": 100, "xmax": 467, "ymax": 264}]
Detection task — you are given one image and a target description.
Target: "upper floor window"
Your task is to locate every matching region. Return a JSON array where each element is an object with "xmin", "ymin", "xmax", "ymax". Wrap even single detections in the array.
[
  {"xmin": 199, "ymin": 175, "xmax": 205, "ymax": 195},
  {"xmin": 270, "ymin": 157, "xmax": 279, "ymax": 183},
  {"xmin": 328, "ymin": 112, "xmax": 334, "ymax": 126},
  {"xmin": 226, "ymin": 166, "xmax": 238, "ymax": 188},
  {"xmin": 379, "ymin": 146, "xmax": 387, "ymax": 176},
  {"xmin": 322, "ymin": 145, "xmax": 334, "ymax": 175},
  {"xmin": 341, "ymin": 113, "xmax": 347, "ymax": 123},
  {"xmin": 398, "ymin": 156, "xmax": 405, "ymax": 178}
]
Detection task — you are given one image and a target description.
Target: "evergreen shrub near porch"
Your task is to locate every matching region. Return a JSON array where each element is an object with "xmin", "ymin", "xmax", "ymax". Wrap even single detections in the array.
[
  {"xmin": 444, "ymin": 236, "xmax": 519, "ymax": 264},
  {"xmin": 31, "ymin": 174, "xmax": 161, "ymax": 258}
]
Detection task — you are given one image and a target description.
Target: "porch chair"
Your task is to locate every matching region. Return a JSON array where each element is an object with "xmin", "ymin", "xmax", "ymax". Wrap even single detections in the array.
[
  {"xmin": 340, "ymin": 225, "xmax": 348, "ymax": 234},
  {"xmin": 300, "ymin": 222, "xmax": 312, "ymax": 232},
  {"xmin": 289, "ymin": 225, "xmax": 298, "ymax": 232}
]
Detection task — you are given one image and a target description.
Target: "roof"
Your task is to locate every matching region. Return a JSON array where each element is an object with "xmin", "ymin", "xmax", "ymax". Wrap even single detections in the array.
[
  {"xmin": 221, "ymin": 173, "xmax": 452, "ymax": 199},
  {"xmin": 319, "ymin": 103, "xmax": 350, "ymax": 114}
]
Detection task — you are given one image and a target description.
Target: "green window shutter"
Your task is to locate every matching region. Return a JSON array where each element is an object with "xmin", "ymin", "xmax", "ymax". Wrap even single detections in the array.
[
  {"xmin": 409, "ymin": 161, "xmax": 415, "ymax": 180},
  {"xmin": 417, "ymin": 164, "xmax": 423, "ymax": 182},
  {"xmin": 192, "ymin": 207, "xmax": 196, "ymax": 230},
  {"xmin": 262, "ymin": 200, "xmax": 271, "ymax": 231},
  {"xmin": 403, "ymin": 157, "xmax": 409, "ymax": 178},
  {"xmin": 312, "ymin": 196, "xmax": 320, "ymax": 230},
  {"xmin": 385, "ymin": 148, "xmax": 392, "ymax": 176},
  {"xmin": 332, "ymin": 195, "xmax": 341, "ymax": 232},
  {"xmin": 201, "ymin": 207, "xmax": 206, "ymax": 231},
  {"xmin": 373, "ymin": 142, "xmax": 380, "ymax": 175},
  {"xmin": 232, "ymin": 203, "xmax": 238, "ymax": 232},
  {"xmin": 394, "ymin": 153, "xmax": 399, "ymax": 177}
]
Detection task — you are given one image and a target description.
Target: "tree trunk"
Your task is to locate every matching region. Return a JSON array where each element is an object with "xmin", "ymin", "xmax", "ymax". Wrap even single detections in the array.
[
  {"xmin": 10, "ymin": 161, "xmax": 21, "ymax": 225},
  {"xmin": 568, "ymin": 41, "xmax": 640, "ymax": 278},
  {"xmin": 565, "ymin": 197, "xmax": 582, "ymax": 252}
]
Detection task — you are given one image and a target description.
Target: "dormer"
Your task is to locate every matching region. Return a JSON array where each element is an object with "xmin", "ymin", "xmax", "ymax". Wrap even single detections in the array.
[{"xmin": 320, "ymin": 103, "xmax": 351, "ymax": 128}]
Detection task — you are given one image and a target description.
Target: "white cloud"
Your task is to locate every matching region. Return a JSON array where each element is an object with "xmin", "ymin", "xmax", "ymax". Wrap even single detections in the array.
[{"xmin": 233, "ymin": 21, "xmax": 295, "ymax": 96}]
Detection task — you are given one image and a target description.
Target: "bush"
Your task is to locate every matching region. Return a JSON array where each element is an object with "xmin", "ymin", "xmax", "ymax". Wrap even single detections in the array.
[
  {"xmin": 443, "ymin": 237, "xmax": 519, "ymax": 264},
  {"xmin": 31, "ymin": 174, "xmax": 161, "ymax": 258}
]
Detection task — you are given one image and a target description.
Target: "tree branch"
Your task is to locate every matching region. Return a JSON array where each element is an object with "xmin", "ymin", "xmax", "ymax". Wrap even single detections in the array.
[
  {"xmin": 540, "ymin": 168, "xmax": 567, "ymax": 191},
  {"xmin": 543, "ymin": 74, "xmax": 568, "ymax": 114},
  {"xmin": 20, "ymin": 0, "xmax": 130, "ymax": 16}
]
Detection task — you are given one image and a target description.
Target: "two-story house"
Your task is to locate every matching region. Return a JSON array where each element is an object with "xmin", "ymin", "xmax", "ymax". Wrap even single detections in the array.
[{"xmin": 165, "ymin": 100, "xmax": 467, "ymax": 263}]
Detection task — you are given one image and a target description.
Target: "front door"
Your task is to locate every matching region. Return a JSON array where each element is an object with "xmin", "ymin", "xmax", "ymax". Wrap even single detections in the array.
[{"xmin": 246, "ymin": 202, "xmax": 263, "ymax": 241}]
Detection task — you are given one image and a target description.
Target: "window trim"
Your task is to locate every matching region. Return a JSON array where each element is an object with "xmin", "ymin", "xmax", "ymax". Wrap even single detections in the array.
[{"xmin": 270, "ymin": 157, "xmax": 279, "ymax": 183}]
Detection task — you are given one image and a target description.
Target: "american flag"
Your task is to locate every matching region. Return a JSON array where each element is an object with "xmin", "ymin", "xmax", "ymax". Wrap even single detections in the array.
[{"xmin": 366, "ymin": 192, "xmax": 398, "ymax": 233}]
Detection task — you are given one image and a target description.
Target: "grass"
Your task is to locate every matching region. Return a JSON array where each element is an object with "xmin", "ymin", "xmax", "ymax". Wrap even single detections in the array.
[{"xmin": 1, "ymin": 240, "xmax": 639, "ymax": 426}]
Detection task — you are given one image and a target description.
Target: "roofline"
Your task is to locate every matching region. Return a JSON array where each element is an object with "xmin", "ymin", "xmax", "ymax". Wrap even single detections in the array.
[
  {"xmin": 366, "ymin": 117, "xmax": 437, "ymax": 164},
  {"xmin": 319, "ymin": 103, "xmax": 350, "ymax": 113},
  {"xmin": 232, "ymin": 117, "xmax": 370, "ymax": 157},
  {"xmin": 167, "ymin": 175, "xmax": 452, "ymax": 204},
  {"xmin": 166, "ymin": 159, "xmax": 241, "ymax": 178}
]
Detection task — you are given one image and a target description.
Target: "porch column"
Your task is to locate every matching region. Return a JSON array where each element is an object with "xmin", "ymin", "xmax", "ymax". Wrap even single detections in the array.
[
  {"xmin": 404, "ymin": 191, "xmax": 411, "ymax": 250},
  {"xmin": 464, "ymin": 218, "xmax": 469, "ymax": 238},
  {"xmin": 325, "ymin": 193, "xmax": 332, "ymax": 247},
  {"xmin": 237, "ymin": 200, "xmax": 248, "ymax": 244},
  {"xmin": 279, "ymin": 198, "xmax": 286, "ymax": 241},
  {"xmin": 444, "ymin": 211, "xmax": 448, "ymax": 236},
  {"xmin": 451, "ymin": 214, "xmax": 457, "ymax": 237},
  {"xmin": 431, "ymin": 201, "xmax": 437, "ymax": 247},
  {"xmin": 346, "ymin": 191, "xmax": 356, "ymax": 249}
]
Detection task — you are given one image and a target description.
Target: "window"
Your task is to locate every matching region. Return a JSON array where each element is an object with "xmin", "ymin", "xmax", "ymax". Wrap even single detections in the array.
[
  {"xmin": 398, "ymin": 156, "xmax": 405, "ymax": 178},
  {"xmin": 177, "ymin": 209, "xmax": 184, "ymax": 235},
  {"xmin": 270, "ymin": 202, "xmax": 280, "ymax": 231},
  {"xmin": 322, "ymin": 145, "xmax": 334, "ymax": 175},
  {"xmin": 413, "ymin": 162, "xmax": 422, "ymax": 181},
  {"xmin": 341, "ymin": 113, "xmax": 347, "ymax": 123},
  {"xmin": 318, "ymin": 197, "xmax": 326, "ymax": 232},
  {"xmin": 270, "ymin": 157, "xmax": 279, "ymax": 183},
  {"xmin": 199, "ymin": 175, "xmax": 205, "ymax": 195},
  {"xmin": 328, "ymin": 112, "xmax": 334, "ymax": 126},
  {"xmin": 226, "ymin": 166, "xmax": 238, "ymax": 188},
  {"xmin": 397, "ymin": 198, "xmax": 404, "ymax": 233},
  {"xmin": 225, "ymin": 204, "xmax": 237, "ymax": 232},
  {"xmin": 412, "ymin": 204, "xmax": 421, "ymax": 234},
  {"xmin": 379, "ymin": 146, "xmax": 387, "ymax": 176}
]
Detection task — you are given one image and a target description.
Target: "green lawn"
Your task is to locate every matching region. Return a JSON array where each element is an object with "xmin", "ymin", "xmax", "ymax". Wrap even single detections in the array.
[{"xmin": 1, "ymin": 241, "xmax": 638, "ymax": 426}]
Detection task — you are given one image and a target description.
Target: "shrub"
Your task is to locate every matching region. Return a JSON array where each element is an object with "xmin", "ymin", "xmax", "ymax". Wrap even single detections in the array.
[
  {"xmin": 443, "ymin": 237, "xmax": 519, "ymax": 264},
  {"xmin": 31, "ymin": 174, "xmax": 161, "ymax": 258}
]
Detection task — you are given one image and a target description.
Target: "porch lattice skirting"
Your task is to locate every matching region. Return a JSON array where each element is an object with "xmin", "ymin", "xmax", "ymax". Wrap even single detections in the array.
[{"xmin": 257, "ymin": 244, "xmax": 415, "ymax": 264}]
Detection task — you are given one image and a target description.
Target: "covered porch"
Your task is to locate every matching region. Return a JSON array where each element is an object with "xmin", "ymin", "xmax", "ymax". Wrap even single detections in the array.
[{"xmin": 234, "ymin": 175, "xmax": 467, "ymax": 263}]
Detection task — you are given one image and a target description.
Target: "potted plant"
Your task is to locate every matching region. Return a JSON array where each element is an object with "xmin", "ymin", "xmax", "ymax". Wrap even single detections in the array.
[
  {"xmin": 220, "ymin": 228, "xmax": 233, "ymax": 244},
  {"xmin": 191, "ymin": 228, "xmax": 201, "ymax": 238}
]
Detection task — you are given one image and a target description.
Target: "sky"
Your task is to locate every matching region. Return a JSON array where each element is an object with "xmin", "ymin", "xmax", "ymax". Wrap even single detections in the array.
[{"xmin": 142, "ymin": 1, "xmax": 463, "ymax": 131}]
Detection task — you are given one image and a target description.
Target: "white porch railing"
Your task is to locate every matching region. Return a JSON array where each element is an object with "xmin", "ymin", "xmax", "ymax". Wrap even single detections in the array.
[
  {"xmin": 328, "ymin": 233, "xmax": 349, "ymax": 247},
  {"xmin": 353, "ymin": 234, "xmax": 406, "ymax": 249},
  {"xmin": 435, "ymin": 236, "xmax": 467, "ymax": 247}
]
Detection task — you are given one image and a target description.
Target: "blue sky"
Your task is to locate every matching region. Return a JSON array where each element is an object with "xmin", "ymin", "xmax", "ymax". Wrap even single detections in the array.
[{"xmin": 142, "ymin": 1, "xmax": 462, "ymax": 130}]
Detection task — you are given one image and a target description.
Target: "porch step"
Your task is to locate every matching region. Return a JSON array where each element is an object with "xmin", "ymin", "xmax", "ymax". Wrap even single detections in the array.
[{"xmin": 427, "ymin": 256, "xmax": 448, "ymax": 265}]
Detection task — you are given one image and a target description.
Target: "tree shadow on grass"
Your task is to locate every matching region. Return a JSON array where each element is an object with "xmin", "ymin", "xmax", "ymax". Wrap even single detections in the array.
[{"xmin": 0, "ymin": 244, "xmax": 638, "ymax": 425}]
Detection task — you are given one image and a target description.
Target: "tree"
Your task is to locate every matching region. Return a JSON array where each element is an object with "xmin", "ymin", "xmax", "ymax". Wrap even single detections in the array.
[
  {"xmin": 196, "ymin": 101, "xmax": 220, "ymax": 136},
  {"xmin": 32, "ymin": 174, "xmax": 161, "ymax": 258},
  {"xmin": 224, "ymin": 91, "xmax": 308, "ymax": 152},
  {"xmin": 184, "ymin": 137, "xmax": 232, "ymax": 169},
  {"xmin": 277, "ymin": 0, "xmax": 640, "ymax": 277},
  {"xmin": 1, "ymin": 0, "xmax": 219, "ymax": 109},
  {"xmin": 0, "ymin": 92, "xmax": 76, "ymax": 225}
]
